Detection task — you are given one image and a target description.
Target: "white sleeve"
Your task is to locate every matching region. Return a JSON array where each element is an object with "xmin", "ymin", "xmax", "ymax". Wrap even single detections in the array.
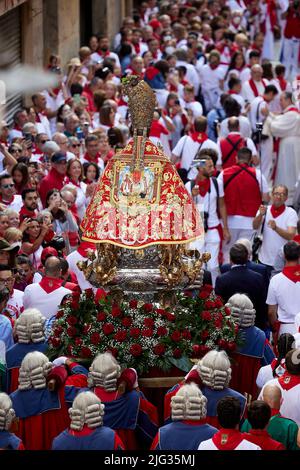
[
  {"xmin": 246, "ymin": 138, "xmax": 257, "ymax": 155},
  {"xmin": 266, "ymin": 278, "xmax": 278, "ymax": 305},
  {"xmin": 172, "ymin": 136, "xmax": 185, "ymax": 156},
  {"xmin": 286, "ymin": 208, "xmax": 298, "ymax": 228},
  {"xmin": 217, "ymin": 172, "xmax": 224, "ymax": 194},
  {"xmin": 256, "ymin": 170, "xmax": 269, "ymax": 193}
]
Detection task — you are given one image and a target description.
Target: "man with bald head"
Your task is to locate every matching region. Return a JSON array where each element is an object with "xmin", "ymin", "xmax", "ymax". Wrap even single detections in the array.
[
  {"xmin": 242, "ymin": 384, "xmax": 299, "ymax": 449},
  {"xmin": 242, "ymin": 65, "xmax": 269, "ymax": 103},
  {"xmin": 23, "ymin": 256, "xmax": 72, "ymax": 321},
  {"xmin": 218, "ymin": 117, "xmax": 257, "ymax": 169}
]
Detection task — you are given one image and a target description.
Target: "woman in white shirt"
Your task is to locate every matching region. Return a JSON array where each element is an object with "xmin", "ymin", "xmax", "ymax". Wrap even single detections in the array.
[{"xmin": 66, "ymin": 159, "xmax": 87, "ymax": 222}]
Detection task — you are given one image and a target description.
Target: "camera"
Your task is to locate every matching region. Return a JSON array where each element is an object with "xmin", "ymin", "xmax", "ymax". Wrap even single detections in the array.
[
  {"xmin": 24, "ymin": 132, "xmax": 34, "ymax": 142},
  {"xmin": 203, "ymin": 211, "xmax": 209, "ymax": 233},
  {"xmin": 174, "ymin": 99, "xmax": 180, "ymax": 106},
  {"xmin": 256, "ymin": 122, "xmax": 263, "ymax": 131}
]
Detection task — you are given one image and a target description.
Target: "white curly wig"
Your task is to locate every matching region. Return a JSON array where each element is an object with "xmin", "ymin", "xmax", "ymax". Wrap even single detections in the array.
[
  {"xmin": 87, "ymin": 352, "xmax": 121, "ymax": 391},
  {"xmin": 18, "ymin": 351, "xmax": 52, "ymax": 390},
  {"xmin": 225, "ymin": 293, "xmax": 256, "ymax": 328},
  {"xmin": 171, "ymin": 383, "xmax": 207, "ymax": 421},
  {"xmin": 0, "ymin": 393, "xmax": 15, "ymax": 431},
  {"xmin": 69, "ymin": 391, "xmax": 105, "ymax": 431},
  {"xmin": 198, "ymin": 350, "xmax": 232, "ymax": 390},
  {"xmin": 14, "ymin": 308, "xmax": 46, "ymax": 344}
]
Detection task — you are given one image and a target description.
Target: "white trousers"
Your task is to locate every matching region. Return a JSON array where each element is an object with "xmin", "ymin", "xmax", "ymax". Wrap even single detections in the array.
[
  {"xmin": 189, "ymin": 228, "xmax": 220, "ymax": 286},
  {"xmin": 282, "ymin": 37, "xmax": 300, "ymax": 80},
  {"xmin": 222, "ymin": 228, "xmax": 254, "ymax": 264}
]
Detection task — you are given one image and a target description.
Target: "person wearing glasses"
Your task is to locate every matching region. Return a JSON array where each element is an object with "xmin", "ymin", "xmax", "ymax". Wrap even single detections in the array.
[
  {"xmin": 0, "ymin": 264, "xmax": 24, "ymax": 321},
  {"xmin": 0, "ymin": 175, "xmax": 22, "ymax": 213},
  {"xmin": 68, "ymin": 137, "xmax": 81, "ymax": 159},
  {"xmin": 253, "ymin": 185, "xmax": 298, "ymax": 275},
  {"xmin": 0, "ymin": 143, "xmax": 18, "ymax": 175}
]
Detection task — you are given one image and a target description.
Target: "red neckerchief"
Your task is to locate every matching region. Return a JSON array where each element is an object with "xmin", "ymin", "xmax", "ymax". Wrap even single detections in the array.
[
  {"xmin": 133, "ymin": 42, "xmax": 140, "ymax": 54},
  {"xmin": 66, "ymin": 177, "xmax": 81, "ymax": 188},
  {"xmin": 13, "ymin": 124, "xmax": 22, "ymax": 132},
  {"xmin": 285, "ymin": 107, "xmax": 299, "ymax": 113},
  {"xmin": 39, "ymin": 276, "xmax": 63, "ymax": 294},
  {"xmin": 212, "ymin": 429, "xmax": 245, "ymax": 450},
  {"xmin": 84, "ymin": 179, "xmax": 94, "ymax": 185},
  {"xmin": 271, "ymin": 358, "xmax": 286, "ymax": 372},
  {"xmin": 209, "ymin": 64, "xmax": 219, "ymax": 70},
  {"xmin": 294, "ymin": 234, "xmax": 300, "ymax": 244},
  {"xmin": 118, "ymin": 98, "xmax": 128, "ymax": 107},
  {"xmin": 0, "ymin": 194, "xmax": 14, "ymax": 205},
  {"xmin": 249, "ymin": 78, "xmax": 267, "ymax": 97},
  {"xmin": 51, "ymin": 87, "xmax": 61, "ymax": 97},
  {"xmin": 228, "ymin": 90, "xmax": 237, "ymax": 95},
  {"xmin": 98, "ymin": 49, "xmax": 110, "ymax": 58},
  {"xmin": 69, "ymin": 425, "xmax": 95, "ymax": 437},
  {"xmin": 84, "ymin": 151, "xmax": 101, "ymax": 163},
  {"xmin": 282, "ymin": 265, "xmax": 300, "ymax": 283},
  {"xmin": 189, "ymin": 132, "xmax": 208, "ymax": 143},
  {"xmin": 77, "ymin": 242, "xmax": 96, "ymax": 258},
  {"xmin": 270, "ymin": 408, "xmax": 280, "ymax": 417},
  {"xmin": 270, "ymin": 204, "xmax": 285, "ymax": 218},
  {"xmin": 277, "ymin": 77, "xmax": 287, "ymax": 91},
  {"xmin": 278, "ymin": 372, "xmax": 300, "ymax": 391},
  {"xmin": 250, "ymin": 43, "xmax": 262, "ymax": 54},
  {"xmin": 195, "ymin": 177, "xmax": 211, "ymax": 197}
]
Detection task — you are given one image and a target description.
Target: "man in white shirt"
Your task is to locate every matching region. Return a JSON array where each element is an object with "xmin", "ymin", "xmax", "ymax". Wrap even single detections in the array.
[
  {"xmin": 66, "ymin": 241, "xmax": 96, "ymax": 291},
  {"xmin": 197, "ymin": 50, "xmax": 226, "ymax": 113},
  {"xmin": 31, "ymin": 93, "xmax": 52, "ymax": 139},
  {"xmin": 182, "ymin": 84, "xmax": 203, "ymax": 119},
  {"xmin": 172, "ymin": 116, "xmax": 221, "ymax": 172},
  {"xmin": 267, "ymin": 241, "xmax": 300, "ymax": 336},
  {"xmin": 0, "ymin": 175, "xmax": 22, "ymax": 213},
  {"xmin": 91, "ymin": 36, "xmax": 120, "ymax": 69},
  {"xmin": 185, "ymin": 154, "xmax": 230, "ymax": 285},
  {"xmin": 249, "ymin": 84, "xmax": 279, "ymax": 184},
  {"xmin": 253, "ymin": 185, "xmax": 298, "ymax": 271},
  {"xmin": 242, "ymin": 65, "xmax": 269, "ymax": 103},
  {"xmin": 0, "ymin": 265, "xmax": 23, "ymax": 320},
  {"xmin": 23, "ymin": 256, "xmax": 72, "ymax": 321}
]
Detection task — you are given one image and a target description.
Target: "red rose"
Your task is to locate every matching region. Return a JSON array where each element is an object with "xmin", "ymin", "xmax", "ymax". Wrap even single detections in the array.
[
  {"xmin": 71, "ymin": 300, "xmax": 79, "ymax": 310},
  {"xmin": 199, "ymin": 345, "xmax": 210, "ymax": 354},
  {"xmin": 91, "ymin": 332, "xmax": 101, "ymax": 345},
  {"xmin": 225, "ymin": 307, "xmax": 231, "ymax": 315},
  {"xmin": 53, "ymin": 326, "xmax": 63, "ymax": 336},
  {"xmin": 201, "ymin": 310, "xmax": 212, "ymax": 321},
  {"xmin": 130, "ymin": 344, "xmax": 143, "ymax": 357},
  {"xmin": 173, "ymin": 348, "xmax": 182, "ymax": 359},
  {"xmin": 167, "ymin": 313, "xmax": 175, "ymax": 322},
  {"xmin": 214, "ymin": 318, "xmax": 223, "ymax": 329},
  {"xmin": 141, "ymin": 328, "xmax": 153, "ymax": 337},
  {"xmin": 153, "ymin": 344, "xmax": 165, "ymax": 356},
  {"xmin": 67, "ymin": 315, "xmax": 77, "ymax": 326},
  {"xmin": 112, "ymin": 304, "xmax": 122, "ymax": 318},
  {"xmin": 214, "ymin": 298, "xmax": 223, "ymax": 308},
  {"xmin": 171, "ymin": 330, "xmax": 181, "ymax": 342},
  {"xmin": 102, "ymin": 323, "xmax": 114, "ymax": 335},
  {"xmin": 202, "ymin": 284, "xmax": 213, "ymax": 293},
  {"xmin": 85, "ymin": 288, "xmax": 94, "ymax": 299},
  {"xmin": 56, "ymin": 310, "xmax": 64, "ymax": 319},
  {"xmin": 192, "ymin": 344, "xmax": 201, "ymax": 356},
  {"xmin": 143, "ymin": 303, "xmax": 153, "ymax": 313},
  {"xmin": 107, "ymin": 347, "xmax": 118, "ymax": 357},
  {"xmin": 81, "ymin": 346, "xmax": 92, "ymax": 358},
  {"xmin": 73, "ymin": 290, "xmax": 81, "ymax": 301},
  {"xmin": 67, "ymin": 326, "xmax": 77, "ymax": 337},
  {"xmin": 129, "ymin": 299, "xmax": 138, "ymax": 309},
  {"xmin": 67, "ymin": 345, "xmax": 74, "ymax": 355},
  {"xmin": 144, "ymin": 318, "xmax": 155, "ymax": 328},
  {"xmin": 184, "ymin": 291, "xmax": 193, "ymax": 297},
  {"xmin": 52, "ymin": 338, "xmax": 61, "ymax": 348},
  {"xmin": 114, "ymin": 330, "xmax": 127, "ymax": 342},
  {"xmin": 75, "ymin": 337, "xmax": 83, "ymax": 347},
  {"xmin": 227, "ymin": 341, "xmax": 236, "ymax": 352},
  {"xmin": 201, "ymin": 329, "xmax": 209, "ymax": 340},
  {"xmin": 205, "ymin": 300, "xmax": 215, "ymax": 309},
  {"xmin": 122, "ymin": 317, "xmax": 132, "ymax": 327},
  {"xmin": 199, "ymin": 290, "xmax": 210, "ymax": 300},
  {"xmin": 83, "ymin": 324, "xmax": 92, "ymax": 334},
  {"xmin": 218, "ymin": 339, "xmax": 227, "ymax": 349},
  {"xmin": 234, "ymin": 324, "xmax": 239, "ymax": 334},
  {"xmin": 157, "ymin": 326, "xmax": 168, "ymax": 337},
  {"xmin": 182, "ymin": 330, "xmax": 191, "ymax": 340},
  {"xmin": 130, "ymin": 328, "xmax": 141, "ymax": 338},
  {"xmin": 97, "ymin": 312, "xmax": 106, "ymax": 322},
  {"xmin": 155, "ymin": 308, "xmax": 167, "ymax": 316}
]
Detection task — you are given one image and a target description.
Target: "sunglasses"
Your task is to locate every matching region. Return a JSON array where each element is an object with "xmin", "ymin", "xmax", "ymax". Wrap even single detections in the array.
[
  {"xmin": 72, "ymin": 144, "xmax": 81, "ymax": 148},
  {"xmin": 11, "ymin": 148, "xmax": 22, "ymax": 153},
  {"xmin": 1, "ymin": 184, "xmax": 14, "ymax": 189},
  {"xmin": 41, "ymin": 140, "xmax": 50, "ymax": 144}
]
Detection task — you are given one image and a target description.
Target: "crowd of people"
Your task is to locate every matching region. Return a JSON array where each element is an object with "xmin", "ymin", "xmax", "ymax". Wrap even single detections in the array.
[{"xmin": 0, "ymin": 0, "xmax": 300, "ymax": 451}]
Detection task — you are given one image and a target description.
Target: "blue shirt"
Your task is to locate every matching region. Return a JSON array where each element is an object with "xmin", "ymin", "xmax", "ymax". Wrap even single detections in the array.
[{"xmin": 0, "ymin": 314, "xmax": 14, "ymax": 352}]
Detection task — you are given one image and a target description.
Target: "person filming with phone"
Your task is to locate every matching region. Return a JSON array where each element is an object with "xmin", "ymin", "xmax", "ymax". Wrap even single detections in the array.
[{"xmin": 185, "ymin": 154, "xmax": 230, "ymax": 285}]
